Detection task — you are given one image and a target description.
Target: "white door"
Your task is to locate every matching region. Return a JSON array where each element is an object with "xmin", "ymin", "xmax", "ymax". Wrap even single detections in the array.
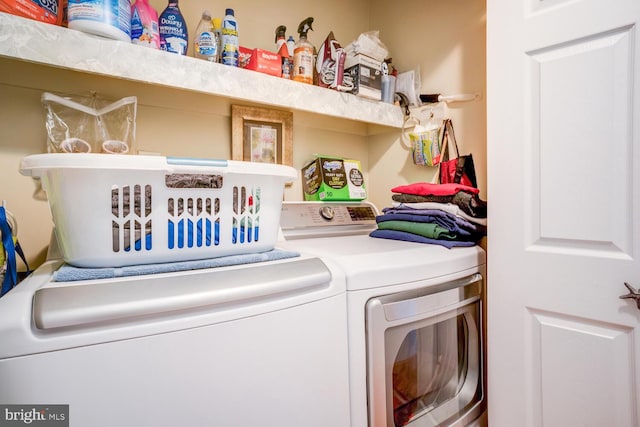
[{"xmin": 487, "ymin": 0, "xmax": 640, "ymax": 426}]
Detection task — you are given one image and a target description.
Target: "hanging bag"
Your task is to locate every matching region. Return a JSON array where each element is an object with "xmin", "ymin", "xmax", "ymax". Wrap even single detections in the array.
[{"xmin": 439, "ymin": 119, "xmax": 478, "ymax": 188}]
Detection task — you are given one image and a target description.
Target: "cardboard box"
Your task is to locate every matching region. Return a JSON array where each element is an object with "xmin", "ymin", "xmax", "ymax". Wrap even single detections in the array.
[
  {"xmin": 345, "ymin": 54, "xmax": 383, "ymax": 100},
  {"xmin": 302, "ymin": 157, "xmax": 366, "ymax": 201},
  {"xmin": 238, "ymin": 46, "xmax": 252, "ymax": 69},
  {"xmin": 245, "ymin": 48, "xmax": 282, "ymax": 77}
]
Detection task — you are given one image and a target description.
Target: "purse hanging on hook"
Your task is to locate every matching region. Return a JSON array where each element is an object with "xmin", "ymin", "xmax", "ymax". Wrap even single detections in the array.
[{"xmin": 439, "ymin": 119, "xmax": 478, "ymax": 188}]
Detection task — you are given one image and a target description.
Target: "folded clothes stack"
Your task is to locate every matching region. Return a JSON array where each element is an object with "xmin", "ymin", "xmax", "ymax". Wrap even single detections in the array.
[{"xmin": 370, "ymin": 182, "xmax": 487, "ymax": 248}]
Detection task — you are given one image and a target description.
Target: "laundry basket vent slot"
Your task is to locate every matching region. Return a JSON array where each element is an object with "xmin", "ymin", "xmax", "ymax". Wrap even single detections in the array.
[
  {"xmin": 112, "ymin": 184, "xmax": 153, "ymax": 253},
  {"xmin": 168, "ymin": 197, "xmax": 220, "ymax": 250},
  {"xmin": 232, "ymin": 186, "xmax": 261, "ymax": 244}
]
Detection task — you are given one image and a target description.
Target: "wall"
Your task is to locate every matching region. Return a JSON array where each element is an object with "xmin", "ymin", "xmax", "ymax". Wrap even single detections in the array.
[
  {"xmin": 368, "ymin": 0, "xmax": 487, "ymax": 210},
  {"xmin": 0, "ymin": 0, "xmax": 486, "ymax": 270}
]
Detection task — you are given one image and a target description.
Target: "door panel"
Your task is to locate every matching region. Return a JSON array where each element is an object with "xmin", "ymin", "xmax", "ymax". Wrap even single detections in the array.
[
  {"xmin": 487, "ymin": 0, "xmax": 640, "ymax": 425},
  {"xmin": 528, "ymin": 310, "xmax": 636, "ymax": 427},
  {"xmin": 527, "ymin": 26, "xmax": 634, "ymax": 254}
]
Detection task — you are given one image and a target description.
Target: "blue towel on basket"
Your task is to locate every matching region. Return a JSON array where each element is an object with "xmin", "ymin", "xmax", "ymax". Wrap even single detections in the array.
[{"xmin": 53, "ymin": 249, "xmax": 300, "ymax": 282}]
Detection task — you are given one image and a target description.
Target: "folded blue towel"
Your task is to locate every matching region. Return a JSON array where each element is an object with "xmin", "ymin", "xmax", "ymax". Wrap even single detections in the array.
[{"xmin": 53, "ymin": 249, "xmax": 300, "ymax": 282}]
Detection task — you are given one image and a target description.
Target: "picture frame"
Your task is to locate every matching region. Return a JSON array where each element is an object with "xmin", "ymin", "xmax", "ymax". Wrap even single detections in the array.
[{"xmin": 231, "ymin": 105, "xmax": 293, "ymax": 167}]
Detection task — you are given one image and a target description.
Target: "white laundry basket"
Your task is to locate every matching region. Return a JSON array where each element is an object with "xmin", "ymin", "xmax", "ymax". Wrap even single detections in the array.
[{"xmin": 20, "ymin": 154, "xmax": 297, "ymax": 268}]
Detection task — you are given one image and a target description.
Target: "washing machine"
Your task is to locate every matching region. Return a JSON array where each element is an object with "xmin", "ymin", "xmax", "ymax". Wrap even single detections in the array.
[
  {"xmin": 0, "ymin": 247, "xmax": 351, "ymax": 426},
  {"xmin": 280, "ymin": 201, "xmax": 488, "ymax": 427}
]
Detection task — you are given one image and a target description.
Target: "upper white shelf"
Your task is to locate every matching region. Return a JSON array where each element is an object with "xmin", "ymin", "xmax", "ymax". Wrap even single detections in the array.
[{"xmin": 0, "ymin": 13, "xmax": 405, "ymax": 128}]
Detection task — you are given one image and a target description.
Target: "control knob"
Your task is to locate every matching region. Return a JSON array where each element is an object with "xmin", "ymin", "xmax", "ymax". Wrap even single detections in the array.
[{"xmin": 319, "ymin": 206, "xmax": 335, "ymax": 221}]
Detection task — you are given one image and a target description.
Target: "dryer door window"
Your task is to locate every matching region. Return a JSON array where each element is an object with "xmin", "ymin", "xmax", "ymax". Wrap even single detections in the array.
[
  {"xmin": 390, "ymin": 307, "xmax": 481, "ymax": 427},
  {"xmin": 366, "ymin": 276, "xmax": 484, "ymax": 427}
]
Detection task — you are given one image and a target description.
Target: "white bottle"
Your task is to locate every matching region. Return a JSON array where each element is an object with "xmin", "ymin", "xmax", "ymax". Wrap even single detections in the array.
[
  {"xmin": 221, "ymin": 8, "xmax": 239, "ymax": 67},
  {"xmin": 68, "ymin": 0, "xmax": 131, "ymax": 42},
  {"xmin": 286, "ymin": 35, "xmax": 295, "ymax": 57},
  {"xmin": 194, "ymin": 10, "xmax": 217, "ymax": 61}
]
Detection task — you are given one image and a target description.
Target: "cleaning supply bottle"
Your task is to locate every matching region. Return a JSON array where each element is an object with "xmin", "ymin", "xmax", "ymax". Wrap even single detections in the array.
[
  {"xmin": 292, "ymin": 17, "xmax": 315, "ymax": 84},
  {"xmin": 130, "ymin": 0, "xmax": 160, "ymax": 49},
  {"xmin": 194, "ymin": 10, "xmax": 218, "ymax": 61},
  {"xmin": 275, "ymin": 25, "xmax": 291, "ymax": 79},
  {"xmin": 67, "ymin": 0, "xmax": 131, "ymax": 42},
  {"xmin": 286, "ymin": 35, "xmax": 295, "ymax": 57},
  {"xmin": 221, "ymin": 8, "xmax": 239, "ymax": 67},
  {"xmin": 212, "ymin": 17, "xmax": 223, "ymax": 63},
  {"xmin": 275, "ymin": 25, "xmax": 287, "ymax": 53},
  {"xmin": 158, "ymin": 0, "xmax": 188, "ymax": 55}
]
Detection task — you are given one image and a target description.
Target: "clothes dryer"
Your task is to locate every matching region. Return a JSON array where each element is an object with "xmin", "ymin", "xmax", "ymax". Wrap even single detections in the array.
[{"xmin": 280, "ymin": 201, "xmax": 488, "ymax": 427}]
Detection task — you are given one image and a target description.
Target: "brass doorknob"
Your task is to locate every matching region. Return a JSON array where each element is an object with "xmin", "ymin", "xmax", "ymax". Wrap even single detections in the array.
[{"xmin": 620, "ymin": 282, "xmax": 640, "ymax": 310}]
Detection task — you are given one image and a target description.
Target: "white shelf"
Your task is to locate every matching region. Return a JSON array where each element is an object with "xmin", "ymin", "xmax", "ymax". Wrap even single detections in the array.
[{"xmin": 0, "ymin": 13, "xmax": 405, "ymax": 128}]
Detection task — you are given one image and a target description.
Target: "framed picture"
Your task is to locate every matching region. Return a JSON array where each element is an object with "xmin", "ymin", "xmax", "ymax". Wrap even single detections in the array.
[{"xmin": 231, "ymin": 105, "xmax": 293, "ymax": 166}]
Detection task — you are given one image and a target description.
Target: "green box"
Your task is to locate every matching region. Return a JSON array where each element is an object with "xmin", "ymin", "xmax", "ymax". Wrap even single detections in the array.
[{"xmin": 302, "ymin": 157, "xmax": 366, "ymax": 201}]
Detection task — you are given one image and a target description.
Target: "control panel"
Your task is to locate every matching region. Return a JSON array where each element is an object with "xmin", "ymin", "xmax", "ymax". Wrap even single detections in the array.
[{"xmin": 280, "ymin": 201, "xmax": 378, "ymax": 239}]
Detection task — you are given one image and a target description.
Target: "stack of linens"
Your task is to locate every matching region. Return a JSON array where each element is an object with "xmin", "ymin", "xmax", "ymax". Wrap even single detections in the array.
[{"xmin": 370, "ymin": 182, "xmax": 487, "ymax": 248}]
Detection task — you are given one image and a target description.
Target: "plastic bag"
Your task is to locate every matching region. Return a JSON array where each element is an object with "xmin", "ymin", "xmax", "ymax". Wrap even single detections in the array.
[
  {"xmin": 344, "ymin": 30, "xmax": 389, "ymax": 61},
  {"xmin": 410, "ymin": 121, "xmax": 441, "ymax": 166},
  {"xmin": 396, "ymin": 67, "xmax": 422, "ymax": 107},
  {"xmin": 42, "ymin": 92, "xmax": 137, "ymax": 154}
]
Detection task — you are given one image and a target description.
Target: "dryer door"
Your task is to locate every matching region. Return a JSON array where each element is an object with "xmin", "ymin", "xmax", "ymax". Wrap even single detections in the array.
[{"xmin": 366, "ymin": 274, "xmax": 485, "ymax": 427}]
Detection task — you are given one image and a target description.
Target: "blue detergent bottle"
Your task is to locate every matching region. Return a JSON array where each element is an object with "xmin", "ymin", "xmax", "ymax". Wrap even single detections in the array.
[{"xmin": 159, "ymin": 0, "xmax": 188, "ymax": 55}]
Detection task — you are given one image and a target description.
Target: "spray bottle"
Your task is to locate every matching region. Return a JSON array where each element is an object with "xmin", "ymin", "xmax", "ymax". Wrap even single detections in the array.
[
  {"xmin": 292, "ymin": 17, "xmax": 314, "ymax": 84},
  {"xmin": 275, "ymin": 25, "xmax": 287, "ymax": 53},
  {"xmin": 275, "ymin": 25, "xmax": 292, "ymax": 79}
]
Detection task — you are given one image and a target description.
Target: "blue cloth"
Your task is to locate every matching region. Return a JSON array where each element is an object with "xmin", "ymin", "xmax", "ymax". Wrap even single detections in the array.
[
  {"xmin": 381, "ymin": 208, "xmax": 484, "ymax": 232},
  {"xmin": 376, "ymin": 213, "xmax": 485, "ymax": 240},
  {"xmin": 369, "ymin": 229, "xmax": 477, "ymax": 249},
  {"xmin": 53, "ymin": 249, "xmax": 300, "ymax": 282}
]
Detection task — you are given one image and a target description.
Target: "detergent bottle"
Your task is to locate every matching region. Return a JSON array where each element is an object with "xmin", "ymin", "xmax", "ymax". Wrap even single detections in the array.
[
  {"xmin": 194, "ymin": 10, "xmax": 218, "ymax": 61},
  {"xmin": 221, "ymin": 8, "xmax": 239, "ymax": 66},
  {"xmin": 68, "ymin": 0, "xmax": 131, "ymax": 42},
  {"xmin": 158, "ymin": 0, "xmax": 188, "ymax": 55},
  {"xmin": 292, "ymin": 17, "xmax": 315, "ymax": 84},
  {"xmin": 130, "ymin": 0, "xmax": 160, "ymax": 49}
]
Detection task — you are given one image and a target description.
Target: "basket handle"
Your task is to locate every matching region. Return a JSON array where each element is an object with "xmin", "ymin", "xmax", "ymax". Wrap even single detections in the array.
[{"xmin": 166, "ymin": 157, "xmax": 228, "ymax": 168}]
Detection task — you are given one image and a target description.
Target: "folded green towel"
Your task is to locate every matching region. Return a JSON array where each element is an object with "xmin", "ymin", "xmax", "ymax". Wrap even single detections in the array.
[{"xmin": 377, "ymin": 220, "xmax": 457, "ymax": 240}]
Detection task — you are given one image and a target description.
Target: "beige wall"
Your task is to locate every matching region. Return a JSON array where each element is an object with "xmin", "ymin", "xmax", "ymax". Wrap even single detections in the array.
[
  {"xmin": 368, "ymin": 0, "xmax": 487, "ymax": 207},
  {"xmin": 0, "ymin": 0, "xmax": 485, "ymax": 270}
]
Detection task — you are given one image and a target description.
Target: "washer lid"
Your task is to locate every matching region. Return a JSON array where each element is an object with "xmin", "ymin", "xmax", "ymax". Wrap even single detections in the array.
[
  {"xmin": 279, "ymin": 235, "xmax": 486, "ymax": 291},
  {"xmin": 0, "ymin": 256, "xmax": 343, "ymax": 359}
]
